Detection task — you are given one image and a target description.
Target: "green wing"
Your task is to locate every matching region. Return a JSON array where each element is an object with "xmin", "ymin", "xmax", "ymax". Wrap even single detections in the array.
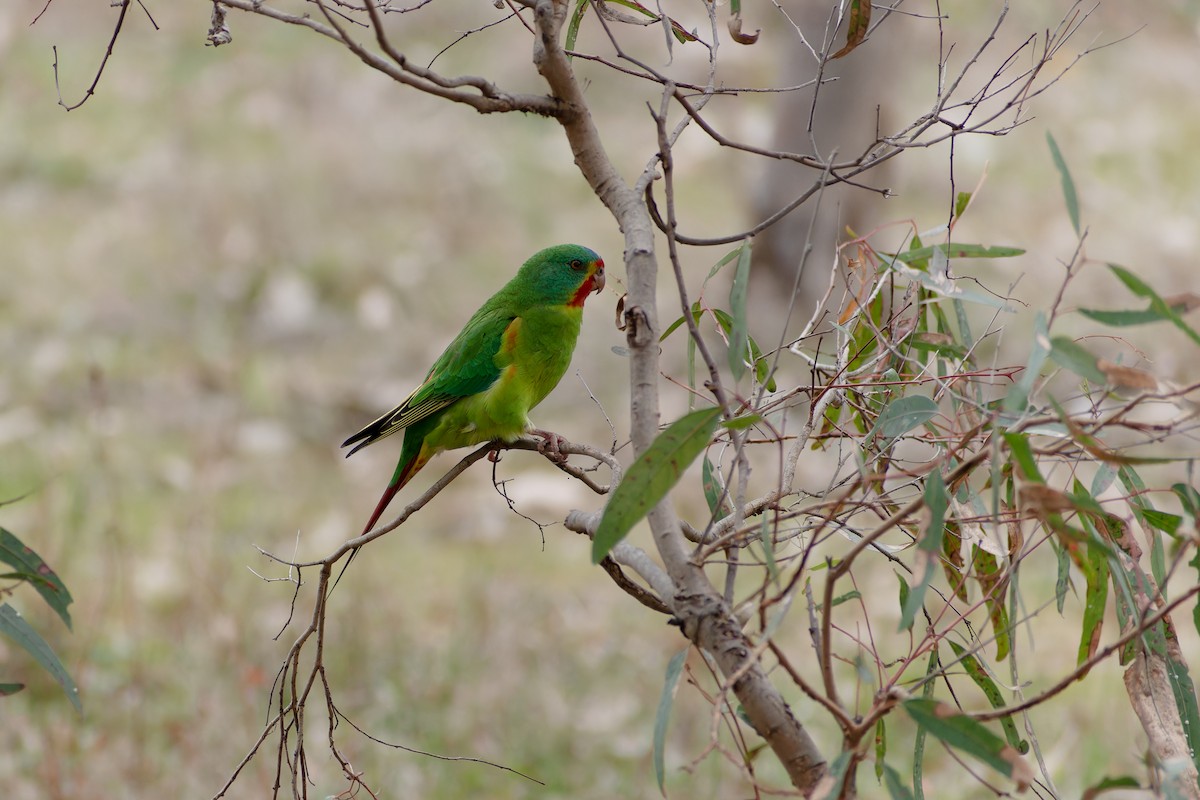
[{"xmin": 342, "ymin": 305, "xmax": 515, "ymax": 455}]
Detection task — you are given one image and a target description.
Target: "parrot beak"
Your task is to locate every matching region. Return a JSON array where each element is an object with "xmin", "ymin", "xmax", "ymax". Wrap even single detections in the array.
[{"xmin": 592, "ymin": 260, "xmax": 606, "ymax": 294}]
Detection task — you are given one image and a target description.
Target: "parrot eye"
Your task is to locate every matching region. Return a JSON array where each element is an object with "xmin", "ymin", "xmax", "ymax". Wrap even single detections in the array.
[{"xmin": 570, "ymin": 259, "xmax": 585, "ymax": 271}]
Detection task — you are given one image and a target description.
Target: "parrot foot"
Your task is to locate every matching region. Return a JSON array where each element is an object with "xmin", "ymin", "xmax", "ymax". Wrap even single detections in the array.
[{"xmin": 530, "ymin": 428, "xmax": 569, "ymax": 464}]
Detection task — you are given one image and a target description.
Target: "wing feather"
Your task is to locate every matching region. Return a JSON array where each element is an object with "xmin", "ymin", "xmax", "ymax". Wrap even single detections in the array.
[{"xmin": 342, "ymin": 304, "xmax": 516, "ymax": 455}]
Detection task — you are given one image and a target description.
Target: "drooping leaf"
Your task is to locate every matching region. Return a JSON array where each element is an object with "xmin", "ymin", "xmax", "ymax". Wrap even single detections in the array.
[
  {"xmin": 603, "ymin": 0, "xmax": 700, "ymax": 43},
  {"xmin": 1091, "ymin": 463, "xmax": 1118, "ymax": 496},
  {"xmin": 881, "ymin": 762, "xmax": 915, "ymax": 800},
  {"xmin": 726, "ymin": 0, "xmax": 759, "ymax": 44},
  {"xmin": 593, "ymin": 407, "xmax": 722, "ymax": 562},
  {"xmin": 660, "ymin": 305, "xmax": 776, "ymax": 391},
  {"xmin": 1053, "ymin": 537, "xmax": 1071, "ymax": 613},
  {"xmin": 1143, "ymin": 622, "xmax": 1200, "ymax": 778},
  {"xmin": 947, "ymin": 641, "xmax": 1027, "ymax": 753},
  {"xmin": 701, "ymin": 457, "xmax": 730, "ymax": 518},
  {"xmin": 1119, "ymin": 466, "xmax": 1167, "ymax": 589},
  {"xmin": 1003, "ymin": 432, "xmax": 1043, "ymax": 483},
  {"xmin": 1174, "ymin": 482, "xmax": 1200, "ymax": 520},
  {"xmin": 0, "ymin": 603, "xmax": 81, "ymax": 713},
  {"xmin": 875, "ymin": 717, "xmax": 887, "ymax": 782},
  {"xmin": 830, "ymin": 0, "xmax": 870, "ymax": 59},
  {"xmin": 971, "ymin": 546, "xmax": 1011, "ymax": 660},
  {"xmin": 903, "ymin": 699, "xmax": 1032, "ymax": 788},
  {"xmin": 653, "ymin": 649, "xmax": 687, "ymax": 794},
  {"xmin": 912, "ymin": 645, "xmax": 940, "ymax": 800},
  {"xmin": 0, "ymin": 527, "xmax": 73, "ymax": 629},
  {"xmin": 728, "ymin": 239, "xmax": 751, "ymax": 381},
  {"xmin": 1078, "ymin": 540, "xmax": 1109, "ymax": 668},
  {"xmin": 758, "ymin": 516, "xmax": 778, "ymax": 582},
  {"xmin": 899, "ymin": 470, "xmax": 947, "ymax": 631},
  {"xmin": 1046, "ymin": 132, "xmax": 1081, "ymax": 236},
  {"xmin": 565, "ymin": 0, "xmax": 590, "ymax": 55},
  {"xmin": 1003, "ymin": 312, "xmax": 1050, "ymax": 413}
]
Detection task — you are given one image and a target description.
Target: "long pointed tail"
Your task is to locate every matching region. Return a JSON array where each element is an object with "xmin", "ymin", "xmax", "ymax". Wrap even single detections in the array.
[{"xmin": 333, "ymin": 448, "xmax": 428, "ymax": 590}]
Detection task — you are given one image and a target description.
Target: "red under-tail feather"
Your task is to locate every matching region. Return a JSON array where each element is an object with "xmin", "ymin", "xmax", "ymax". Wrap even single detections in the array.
[{"xmin": 334, "ymin": 452, "xmax": 426, "ymax": 590}]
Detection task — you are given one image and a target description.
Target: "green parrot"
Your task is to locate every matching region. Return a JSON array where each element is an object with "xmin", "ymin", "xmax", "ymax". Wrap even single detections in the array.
[{"xmin": 343, "ymin": 243, "xmax": 606, "ymax": 538}]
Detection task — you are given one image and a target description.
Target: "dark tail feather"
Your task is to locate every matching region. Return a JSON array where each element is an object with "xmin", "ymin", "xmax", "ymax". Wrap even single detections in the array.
[{"xmin": 332, "ymin": 454, "xmax": 423, "ymax": 590}]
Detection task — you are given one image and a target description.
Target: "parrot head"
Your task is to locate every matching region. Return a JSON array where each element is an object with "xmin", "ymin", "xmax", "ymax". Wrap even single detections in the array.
[{"xmin": 515, "ymin": 244, "xmax": 605, "ymax": 308}]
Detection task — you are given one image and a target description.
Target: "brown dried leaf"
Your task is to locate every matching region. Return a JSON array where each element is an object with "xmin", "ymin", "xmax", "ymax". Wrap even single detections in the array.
[
  {"xmin": 1018, "ymin": 484, "xmax": 1076, "ymax": 515},
  {"xmin": 1162, "ymin": 292, "xmax": 1200, "ymax": 314},
  {"xmin": 1097, "ymin": 358, "xmax": 1159, "ymax": 392},
  {"xmin": 727, "ymin": 13, "xmax": 760, "ymax": 45},
  {"xmin": 614, "ymin": 293, "xmax": 627, "ymax": 331},
  {"xmin": 1001, "ymin": 745, "xmax": 1035, "ymax": 792}
]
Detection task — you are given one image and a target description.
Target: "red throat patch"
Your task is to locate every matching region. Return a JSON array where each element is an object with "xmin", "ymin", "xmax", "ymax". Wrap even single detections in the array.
[{"xmin": 568, "ymin": 261, "xmax": 604, "ymax": 307}]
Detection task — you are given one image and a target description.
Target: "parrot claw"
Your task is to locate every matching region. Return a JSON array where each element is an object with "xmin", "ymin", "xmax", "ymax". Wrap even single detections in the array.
[{"xmin": 530, "ymin": 428, "xmax": 569, "ymax": 464}]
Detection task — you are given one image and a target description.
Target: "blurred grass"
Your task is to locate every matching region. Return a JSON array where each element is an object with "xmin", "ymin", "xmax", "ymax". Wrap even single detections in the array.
[{"xmin": 1, "ymin": 1, "xmax": 1199, "ymax": 798}]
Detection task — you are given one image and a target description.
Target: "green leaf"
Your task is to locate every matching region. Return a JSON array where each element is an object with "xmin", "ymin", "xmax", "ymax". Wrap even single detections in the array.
[
  {"xmin": 728, "ymin": 239, "xmax": 751, "ymax": 381},
  {"xmin": 947, "ymin": 642, "xmax": 1027, "ymax": 753},
  {"xmin": 603, "ymin": 0, "xmax": 698, "ymax": 43},
  {"xmin": 1046, "ymin": 132, "xmax": 1081, "ymax": 236},
  {"xmin": 653, "ymin": 649, "xmax": 687, "ymax": 794},
  {"xmin": 971, "ymin": 547, "xmax": 1012, "ymax": 661},
  {"xmin": 873, "ymin": 395, "xmax": 940, "ymax": 444},
  {"xmin": 913, "ymin": 645, "xmax": 940, "ymax": 800},
  {"xmin": 564, "ymin": 0, "xmax": 589, "ymax": 55},
  {"xmin": 1174, "ymin": 482, "xmax": 1200, "ymax": 520},
  {"xmin": 875, "ymin": 717, "xmax": 887, "ymax": 782},
  {"xmin": 1003, "ymin": 432, "xmax": 1042, "ymax": 483},
  {"xmin": 904, "ymin": 699, "xmax": 1029, "ymax": 783},
  {"xmin": 1091, "ymin": 463, "xmax": 1118, "ymax": 496},
  {"xmin": 1142, "ymin": 509, "xmax": 1182, "ymax": 537},
  {"xmin": 0, "ymin": 527, "xmax": 73, "ymax": 629},
  {"xmin": 593, "ymin": 407, "xmax": 722, "ymax": 562},
  {"xmin": 953, "ymin": 191, "xmax": 972, "ymax": 221},
  {"xmin": 1107, "ymin": 264, "xmax": 1200, "ymax": 347},
  {"xmin": 888, "ymin": 244, "xmax": 1025, "ymax": 264},
  {"xmin": 1048, "ymin": 336, "xmax": 1105, "ymax": 384},
  {"xmin": 821, "ymin": 751, "xmax": 854, "ymax": 799},
  {"xmin": 0, "ymin": 682, "xmax": 24, "ymax": 697},
  {"xmin": 899, "ymin": 471, "xmax": 947, "ymax": 631},
  {"xmin": 1163, "ymin": 634, "xmax": 1200, "ymax": 777},
  {"xmin": 1079, "ymin": 542, "xmax": 1109, "ymax": 667},
  {"xmin": 1079, "ymin": 305, "xmax": 1194, "ymax": 327},
  {"xmin": 829, "ymin": 0, "xmax": 870, "ymax": 59},
  {"xmin": 0, "ymin": 603, "xmax": 81, "ymax": 713},
  {"xmin": 1054, "ymin": 539, "xmax": 1071, "ymax": 613},
  {"xmin": 895, "ymin": 572, "xmax": 912, "ymax": 630},
  {"xmin": 701, "ymin": 457, "xmax": 728, "ymax": 518},
  {"xmin": 1004, "ymin": 312, "xmax": 1050, "ymax": 413},
  {"xmin": 722, "ymin": 413, "xmax": 761, "ymax": 431},
  {"xmin": 832, "ymin": 590, "xmax": 862, "ymax": 608},
  {"xmin": 660, "ymin": 304, "xmax": 776, "ymax": 391},
  {"xmin": 881, "ymin": 762, "xmax": 915, "ymax": 800},
  {"xmin": 758, "ymin": 516, "xmax": 778, "ymax": 582},
  {"xmin": 1083, "ymin": 776, "xmax": 1142, "ymax": 797}
]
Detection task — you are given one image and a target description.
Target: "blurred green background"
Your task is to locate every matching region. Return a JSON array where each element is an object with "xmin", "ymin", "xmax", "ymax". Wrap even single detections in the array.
[{"xmin": 1, "ymin": 2, "xmax": 1199, "ymax": 798}]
